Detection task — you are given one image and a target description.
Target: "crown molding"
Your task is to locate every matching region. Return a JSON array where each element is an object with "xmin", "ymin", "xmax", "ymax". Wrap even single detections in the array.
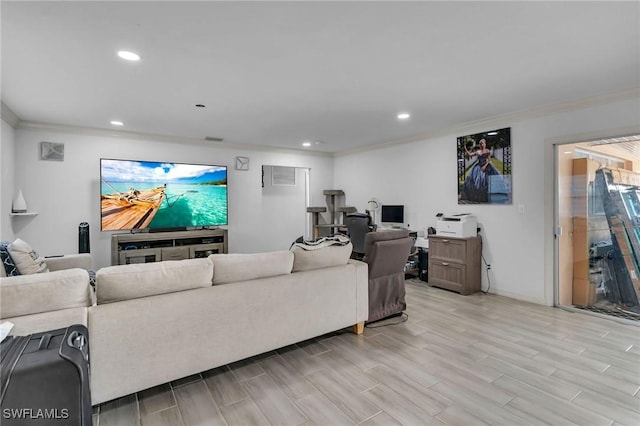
[
  {"xmin": 16, "ymin": 121, "xmax": 333, "ymax": 158},
  {"xmin": 9, "ymin": 86, "xmax": 639, "ymax": 159},
  {"xmin": 334, "ymin": 87, "xmax": 640, "ymax": 158},
  {"xmin": 1, "ymin": 102, "xmax": 20, "ymax": 128}
]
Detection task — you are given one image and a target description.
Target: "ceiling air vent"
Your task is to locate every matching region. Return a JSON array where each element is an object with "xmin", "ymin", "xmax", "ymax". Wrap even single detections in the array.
[{"xmin": 205, "ymin": 136, "xmax": 224, "ymax": 142}]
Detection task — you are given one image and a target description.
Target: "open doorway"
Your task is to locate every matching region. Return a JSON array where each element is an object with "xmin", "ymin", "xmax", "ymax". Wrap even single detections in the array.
[
  {"xmin": 556, "ymin": 135, "xmax": 640, "ymax": 321},
  {"xmin": 261, "ymin": 165, "xmax": 311, "ymax": 250}
]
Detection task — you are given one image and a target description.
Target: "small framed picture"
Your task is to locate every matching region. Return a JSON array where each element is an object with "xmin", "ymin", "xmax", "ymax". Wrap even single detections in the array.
[
  {"xmin": 40, "ymin": 142, "xmax": 64, "ymax": 161},
  {"xmin": 235, "ymin": 156, "xmax": 250, "ymax": 171}
]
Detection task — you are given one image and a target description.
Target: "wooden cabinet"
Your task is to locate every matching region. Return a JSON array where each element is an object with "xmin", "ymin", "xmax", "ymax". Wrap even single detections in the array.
[
  {"xmin": 572, "ymin": 158, "xmax": 600, "ymax": 306},
  {"xmin": 428, "ymin": 235, "xmax": 482, "ymax": 295},
  {"xmin": 111, "ymin": 229, "xmax": 227, "ymax": 265}
]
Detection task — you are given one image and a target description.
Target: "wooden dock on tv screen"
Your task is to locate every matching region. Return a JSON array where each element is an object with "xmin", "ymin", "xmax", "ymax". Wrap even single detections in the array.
[{"xmin": 101, "ymin": 186, "xmax": 166, "ymax": 231}]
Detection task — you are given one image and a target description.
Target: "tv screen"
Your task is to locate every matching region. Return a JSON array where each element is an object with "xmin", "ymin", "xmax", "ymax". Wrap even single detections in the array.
[
  {"xmin": 100, "ymin": 159, "xmax": 228, "ymax": 231},
  {"xmin": 381, "ymin": 205, "xmax": 404, "ymax": 223}
]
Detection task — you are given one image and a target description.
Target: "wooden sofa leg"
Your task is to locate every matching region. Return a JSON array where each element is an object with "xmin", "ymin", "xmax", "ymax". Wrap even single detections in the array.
[{"xmin": 352, "ymin": 321, "xmax": 364, "ymax": 335}]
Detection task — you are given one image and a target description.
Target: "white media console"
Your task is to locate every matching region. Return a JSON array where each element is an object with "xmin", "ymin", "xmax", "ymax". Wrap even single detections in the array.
[{"xmin": 111, "ymin": 229, "xmax": 228, "ymax": 265}]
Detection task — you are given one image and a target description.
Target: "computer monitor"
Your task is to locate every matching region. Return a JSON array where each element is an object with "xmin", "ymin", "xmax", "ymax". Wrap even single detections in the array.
[{"xmin": 381, "ymin": 205, "xmax": 404, "ymax": 225}]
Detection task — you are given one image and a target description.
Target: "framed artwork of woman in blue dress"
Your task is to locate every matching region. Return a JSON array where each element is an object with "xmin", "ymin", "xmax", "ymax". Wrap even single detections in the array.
[{"xmin": 457, "ymin": 128, "xmax": 512, "ymax": 204}]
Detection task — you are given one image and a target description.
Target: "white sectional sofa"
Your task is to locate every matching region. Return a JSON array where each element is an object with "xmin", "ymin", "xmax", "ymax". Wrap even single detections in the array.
[
  {"xmin": 0, "ymin": 254, "xmax": 94, "ymax": 335},
  {"xmin": 0, "ymin": 244, "xmax": 368, "ymax": 405}
]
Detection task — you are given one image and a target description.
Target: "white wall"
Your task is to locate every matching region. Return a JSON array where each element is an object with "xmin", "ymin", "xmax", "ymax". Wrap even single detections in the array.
[
  {"xmin": 334, "ymin": 96, "xmax": 640, "ymax": 305},
  {"xmin": 11, "ymin": 128, "xmax": 333, "ymax": 269},
  {"xmin": 6, "ymin": 95, "xmax": 639, "ymax": 304},
  {"xmin": 1, "ymin": 119, "xmax": 15, "ymax": 241}
]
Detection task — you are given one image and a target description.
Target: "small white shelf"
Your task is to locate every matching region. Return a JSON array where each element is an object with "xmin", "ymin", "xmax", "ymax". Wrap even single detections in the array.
[{"xmin": 10, "ymin": 212, "xmax": 38, "ymax": 216}]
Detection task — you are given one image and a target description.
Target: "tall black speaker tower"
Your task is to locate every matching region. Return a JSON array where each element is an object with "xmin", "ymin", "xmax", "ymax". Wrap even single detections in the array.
[
  {"xmin": 79, "ymin": 222, "xmax": 90, "ymax": 253},
  {"xmin": 418, "ymin": 248, "xmax": 428, "ymax": 282}
]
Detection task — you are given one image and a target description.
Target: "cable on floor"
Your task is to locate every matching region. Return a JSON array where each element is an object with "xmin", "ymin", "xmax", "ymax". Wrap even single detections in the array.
[
  {"xmin": 365, "ymin": 312, "xmax": 409, "ymax": 328},
  {"xmin": 477, "ymin": 234, "xmax": 492, "ymax": 294}
]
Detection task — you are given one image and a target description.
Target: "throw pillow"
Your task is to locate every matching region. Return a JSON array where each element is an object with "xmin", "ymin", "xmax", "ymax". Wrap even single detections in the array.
[
  {"xmin": 291, "ymin": 242, "xmax": 353, "ymax": 272},
  {"xmin": 0, "ymin": 241, "xmax": 20, "ymax": 277},
  {"xmin": 7, "ymin": 239, "xmax": 49, "ymax": 275}
]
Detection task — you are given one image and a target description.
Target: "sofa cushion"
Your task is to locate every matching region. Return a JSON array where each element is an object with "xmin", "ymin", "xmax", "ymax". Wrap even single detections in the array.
[
  {"xmin": 0, "ymin": 242, "xmax": 19, "ymax": 277},
  {"xmin": 209, "ymin": 251, "xmax": 293, "ymax": 285},
  {"xmin": 7, "ymin": 239, "xmax": 49, "ymax": 275},
  {"xmin": 7, "ymin": 307, "xmax": 88, "ymax": 336},
  {"xmin": 96, "ymin": 258, "xmax": 213, "ymax": 304},
  {"xmin": 291, "ymin": 242, "xmax": 353, "ymax": 272},
  {"xmin": 0, "ymin": 268, "xmax": 92, "ymax": 319}
]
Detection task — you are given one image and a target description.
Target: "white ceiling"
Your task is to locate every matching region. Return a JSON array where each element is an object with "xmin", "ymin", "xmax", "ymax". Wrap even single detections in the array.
[{"xmin": 2, "ymin": 1, "xmax": 639, "ymax": 154}]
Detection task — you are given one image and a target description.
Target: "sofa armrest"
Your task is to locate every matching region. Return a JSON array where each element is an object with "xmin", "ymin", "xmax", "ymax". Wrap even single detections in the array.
[
  {"xmin": 0, "ymin": 268, "xmax": 92, "ymax": 319},
  {"xmin": 45, "ymin": 253, "xmax": 92, "ymax": 271},
  {"xmin": 7, "ymin": 307, "xmax": 89, "ymax": 336}
]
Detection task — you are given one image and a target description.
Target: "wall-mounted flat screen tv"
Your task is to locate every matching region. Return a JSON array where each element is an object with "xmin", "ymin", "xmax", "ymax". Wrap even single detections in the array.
[{"xmin": 100, "ymin": 159, "xmax": 228, "ymax": 231}]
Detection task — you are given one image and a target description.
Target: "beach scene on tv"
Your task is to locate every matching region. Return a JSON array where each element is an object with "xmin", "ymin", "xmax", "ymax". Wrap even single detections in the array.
[{"xmin": 101, "ymin": 159, "xmax": 228, "ymax": 231}]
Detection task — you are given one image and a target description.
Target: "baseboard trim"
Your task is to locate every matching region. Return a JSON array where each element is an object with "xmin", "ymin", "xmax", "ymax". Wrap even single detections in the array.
[{"xmin": 485, "ymin": 288, "xmax": 550, "ymax": 306}]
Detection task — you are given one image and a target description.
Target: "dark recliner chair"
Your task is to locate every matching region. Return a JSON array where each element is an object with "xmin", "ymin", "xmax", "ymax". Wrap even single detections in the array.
[
  {"xmin": 344, "ymin": 213, "xmax": 376, "ymax": 259},
  {"xmin": 362, "ymin": 229, "xmax": 413, "ymax": 323}
]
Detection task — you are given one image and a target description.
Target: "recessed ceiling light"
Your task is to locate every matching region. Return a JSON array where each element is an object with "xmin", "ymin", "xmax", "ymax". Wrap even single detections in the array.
[
  {"xmin": 110, "ymin": 120, "xmax": 125, "ymax": 126},
  {"xmin": 397, "ymin": 112, "xmax": 410, "ymax": 120},
  {"xmin": 563, "ymin": 151, "xmax": 573, "ymax": 154},
  {"xmin": 487, "ymin": 131, "xmax": 498, "ymax": 136},
  {"xmin": 302, "ymin": 141, "xmax": 312, "ymax": 147},
  {"xmin": 117, "ymin": 50, "xmax": 140, "ymax": 61}
]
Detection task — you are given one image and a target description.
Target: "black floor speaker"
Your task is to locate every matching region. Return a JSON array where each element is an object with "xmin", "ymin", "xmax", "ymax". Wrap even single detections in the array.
[
  {"xmin": 418, "ymin": 249, "xmax": 428, "ymax": 282},
  {"xmin": 78, "ymin": 222, "xmax": 90, "ymax": 253}
]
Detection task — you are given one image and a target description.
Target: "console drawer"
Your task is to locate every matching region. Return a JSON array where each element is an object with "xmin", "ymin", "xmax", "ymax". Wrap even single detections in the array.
[
  {"xmin": 119, "ymin": 248, "xmax": 162, "ymax": 265},
  {"xmin": 190, "ymin": 243, "xmax": 224, "ymax": 258},
  {"xmin": 161, "ymin": 246, "xmax": 189, "ymax": 261}
]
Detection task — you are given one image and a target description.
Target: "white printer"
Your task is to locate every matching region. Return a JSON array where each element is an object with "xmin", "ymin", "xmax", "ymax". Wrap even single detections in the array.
[{"xmin": 435, "ymin": 213, "xmax": 478, "ymax": 238}]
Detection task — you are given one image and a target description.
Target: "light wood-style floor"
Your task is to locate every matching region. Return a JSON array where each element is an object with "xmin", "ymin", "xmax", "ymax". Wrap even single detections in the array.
[{"xmin": 93, "ymin": 280, "xmax": 640, "ymax": 426}]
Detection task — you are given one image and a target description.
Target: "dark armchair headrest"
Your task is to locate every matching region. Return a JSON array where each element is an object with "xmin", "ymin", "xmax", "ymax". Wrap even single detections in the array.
[
  {"xmin": 346, "ymin": 212, "xmax": 372, "ymax": 225},
  {"xmin": 363, "ymin": 229, "xmax": 410, "ymax": 259}
]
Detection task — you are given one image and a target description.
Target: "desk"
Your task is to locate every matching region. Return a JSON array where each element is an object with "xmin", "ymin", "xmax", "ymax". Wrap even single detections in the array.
[{"xmin": 407, "ymin": 250, "xmax": 429, "ymax": 282}]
